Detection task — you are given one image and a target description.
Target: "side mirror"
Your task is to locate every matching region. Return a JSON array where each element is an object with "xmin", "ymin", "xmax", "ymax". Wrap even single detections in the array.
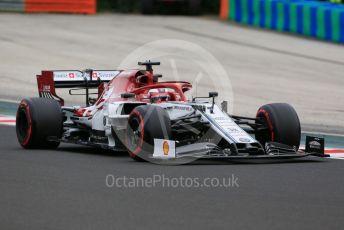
[
  {"xmin": 153, "ymin": 74, "xmax": 162, "ymax": 83},
  {"xmin": 221, "ymin": 101, "xmax": 228, "ymax": 113},
  {"xmin": 209, "ymin": 92, "xmax": 218, "ymax": 98},
  {"xmin": 121, "ymin": 93, "xmax": 136, "ymax": 99},
  {"xmin": 209, "ymin": 92, "xmax": 218, "ymax": 114}
]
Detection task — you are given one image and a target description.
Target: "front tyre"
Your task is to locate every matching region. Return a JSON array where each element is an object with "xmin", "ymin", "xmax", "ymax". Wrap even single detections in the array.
[
  {"xmin": 16, "ymin": 98, "xmax": 63, "ymax": 149},
  {"xmin": 255, "ymin": 103, "xmax": 301, "ymax": 150},
  {"xmin": 126, "ymin": 105, "xmax": 172, "ymax": 161}
]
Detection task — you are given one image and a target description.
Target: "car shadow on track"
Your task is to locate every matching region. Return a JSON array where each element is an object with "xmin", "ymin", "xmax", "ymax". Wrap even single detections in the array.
[
  {"xmin": 184, "ymin": 157, "xmax": 328, "ymax": 166},
  {"xmin": 57, "ymin": 144, "xmax": 129, "ymax": 158}
]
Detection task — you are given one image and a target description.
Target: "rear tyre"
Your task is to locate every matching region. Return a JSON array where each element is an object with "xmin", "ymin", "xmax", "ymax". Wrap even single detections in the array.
[
  {"xmin": 255, "ymin": 103, "xmax": 301, "ymax": 150},
  {"xmin": 16, "ymin": 98, "xmax": 63, "ymax": 149},
  {"xmin": 141, "ymin": 0, "xmax": 155, "ymax": 14},
  {"xmin": 126, "ymin": 105, "xmax": 172, "ymax": 161}
]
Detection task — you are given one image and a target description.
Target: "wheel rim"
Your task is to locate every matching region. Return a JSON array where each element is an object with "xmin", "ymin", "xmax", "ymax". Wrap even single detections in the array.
[
  {"xmin": 127, "ymin": 115, "xmax": 144, "ymax": 156},
  {"xmin": 16, "ymin": 107, "xmax": 31, "ymax": 145},
  {"xmin": 256, "ymin": 109, "xmax": 274, "ymax": 146}
]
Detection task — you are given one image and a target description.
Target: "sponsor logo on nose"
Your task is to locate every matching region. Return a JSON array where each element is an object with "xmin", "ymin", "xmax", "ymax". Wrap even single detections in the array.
[{"xmin": 163, "ymin": 141, "xmax": 169, "ymax": 155}]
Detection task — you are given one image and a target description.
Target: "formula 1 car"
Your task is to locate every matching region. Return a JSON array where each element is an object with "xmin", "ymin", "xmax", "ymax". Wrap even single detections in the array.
[{"xmin": 16, "ymin": 61, "xmax": 327, "ymax": 163}]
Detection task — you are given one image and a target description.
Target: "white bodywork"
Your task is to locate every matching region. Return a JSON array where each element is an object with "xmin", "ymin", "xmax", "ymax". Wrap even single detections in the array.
[{"xmin": 74, "ymin": 100, "xmax": 258, "ymax": 149}]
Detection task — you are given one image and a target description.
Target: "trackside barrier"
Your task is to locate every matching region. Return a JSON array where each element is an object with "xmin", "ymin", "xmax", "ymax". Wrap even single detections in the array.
[
  {"xmin": 220, "ymin": 0, "xmax": 344, "ymax": 44},
  {"xmin": 25, "ymin": 0, "xmax": 96, "ymax": 14},
  {"xmin": 0, "ymin": 0, "xmax": 96, "ymax": 14},
  {"xmin": 0, "ymin": 0, "xmax": 24, "ymax": 11}
]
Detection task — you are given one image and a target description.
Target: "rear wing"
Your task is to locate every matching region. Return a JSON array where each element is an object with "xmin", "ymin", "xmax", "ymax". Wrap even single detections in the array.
[{"xmin": 37, "ymin": 70, "xmax": 121, "ymax": 106}]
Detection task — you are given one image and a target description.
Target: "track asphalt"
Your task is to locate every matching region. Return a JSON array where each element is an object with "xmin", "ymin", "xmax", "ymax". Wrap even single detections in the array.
[{"xmin": 1, "ymin": 125, "xmax": 344, "ymax": 230}]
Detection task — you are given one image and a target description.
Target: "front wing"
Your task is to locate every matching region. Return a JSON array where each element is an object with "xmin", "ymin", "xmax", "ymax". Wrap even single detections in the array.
[{"xmin": 151, "ymin": 141, "xmax": 329, "ymax": 162}]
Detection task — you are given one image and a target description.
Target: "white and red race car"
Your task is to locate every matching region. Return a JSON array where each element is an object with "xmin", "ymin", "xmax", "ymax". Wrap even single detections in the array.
[{"xmin": 16, "ymin": 61, "xmax": 327, "ymax": 163}]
